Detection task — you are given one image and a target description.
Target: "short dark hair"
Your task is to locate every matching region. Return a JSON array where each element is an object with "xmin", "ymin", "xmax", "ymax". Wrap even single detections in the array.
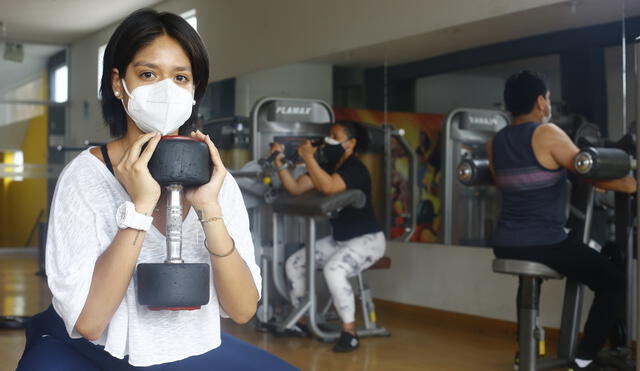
[
  {"xmin": 100, "ymin": 9, "xmax": 210, "ymax": 137},
  {"xmin": 503, "ymin": 70, "xmax": 548, "ymax": 117},
  {"xmin": 334, "ymin": 121, "xmax": 368, "ymax": 153}
]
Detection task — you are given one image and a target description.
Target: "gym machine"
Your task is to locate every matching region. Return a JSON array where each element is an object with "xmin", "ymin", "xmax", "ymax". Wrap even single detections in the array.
[
  {"xmin": 245, "ymin": 97, "xmax": 416, "ymax": 337},
  {"xmin": 457, "ymin": 153, "xmax": 587, "ymax": 371},
  {"xmin": 270, "ymin": 190, "xmax": 390, "ymax": 341},
  {"xmin": 574, "ymin": 138, "xmax": 636, "ymax": 371},
  {"xmin": 441, "ymin": 108, "xmax": 509, "ymax": 245},
  {"xmin": 457, "ymin": 123, "xmax": 639, "ymax": 370}
]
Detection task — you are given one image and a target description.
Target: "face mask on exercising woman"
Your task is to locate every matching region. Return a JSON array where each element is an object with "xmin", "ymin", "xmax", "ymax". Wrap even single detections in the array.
[
  {"xmin": 121, "ymin": 79, "xmax": 195, "ymax": 135},
  {"xmin": 323, "ymin": 136, "xmax": 346, "ymax": 164},
  {"xmin": 541, "ymin": 101, "xmax": 552, "ymax": 124}
]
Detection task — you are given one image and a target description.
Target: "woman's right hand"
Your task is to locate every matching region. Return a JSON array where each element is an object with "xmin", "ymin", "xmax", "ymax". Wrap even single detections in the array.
[
  {"xmin": 269, "ymin": 142, "xmax": 285, "ymax": 167},
  {"xmin": 114, "ymin": 132, "xmax": 162, "ymax": 213}
]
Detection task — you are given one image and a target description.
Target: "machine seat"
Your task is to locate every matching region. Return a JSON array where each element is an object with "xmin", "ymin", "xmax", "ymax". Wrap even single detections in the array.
[
  {"xmin": 366, "ymin": 256, "xmax": 391, "ymax": 270},
  {"xmin": 271, "ymin": 189, "xmax": 366, "ymax": 217},
  {"xmin": 492, "ymin": 259, "xmax": 562, "ymax": 279}
]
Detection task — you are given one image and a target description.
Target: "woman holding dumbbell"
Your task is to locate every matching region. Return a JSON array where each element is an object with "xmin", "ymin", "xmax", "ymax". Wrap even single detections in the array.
[
  {"xmin": 269, "ymin": 122, "xmax": 385, "ymax": 352},
  {"xmin": 17, "ymin": 9, "xmax": 297, "ymax": 371}
]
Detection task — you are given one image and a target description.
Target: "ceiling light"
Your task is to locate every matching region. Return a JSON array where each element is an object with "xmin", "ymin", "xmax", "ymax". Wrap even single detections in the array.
[{"xmin": 3, "ymin": 42, "xmax": 24, "ymax": 63}]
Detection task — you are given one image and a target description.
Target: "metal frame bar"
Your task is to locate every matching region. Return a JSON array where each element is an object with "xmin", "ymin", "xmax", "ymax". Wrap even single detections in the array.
[
  {"xmin": 388, "ymin": 128, "xmax": 418, "ymax": 241},
  {"xmin": 634, "ymin": 35, "xmax": 640, "ymax": 371},
  {"xmin": 271, "ymin": 213, "xmax": 290, "ymax": 300},
  {"xmin": 441, "ymin": 108, "xmax": 509, "ymax": 245},
  {"xmin": 0, "ymin": 99, "xmax": 68, "ymax": 107}
]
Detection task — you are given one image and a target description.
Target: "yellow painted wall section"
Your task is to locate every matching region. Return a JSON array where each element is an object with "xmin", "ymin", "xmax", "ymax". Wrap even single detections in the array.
[
  {"xmin": 0, "ymin": 73, "xmax": 48, "ymax": 247},
  {"xmin": 3, "ymin": 115, "xmax": 48, "ymax": 247},
  {"xmin": 0, "ymin": 153, "xmax": 6, "ymax": 245}
]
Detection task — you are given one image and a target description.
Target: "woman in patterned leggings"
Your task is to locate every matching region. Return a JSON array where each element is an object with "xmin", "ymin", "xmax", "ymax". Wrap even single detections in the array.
[{"xmin": 270, "ymin": 122, "xmax": 385, "ymax": 352}]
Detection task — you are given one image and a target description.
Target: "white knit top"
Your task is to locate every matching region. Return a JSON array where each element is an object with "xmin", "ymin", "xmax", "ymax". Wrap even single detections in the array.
[{"xmin": 45, "ymin": 149, "xmax": 261, "ymax": 366}]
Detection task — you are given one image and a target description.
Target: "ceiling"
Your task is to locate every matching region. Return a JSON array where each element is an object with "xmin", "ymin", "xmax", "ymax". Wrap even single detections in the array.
[
  {"xmin": 0, "ymin": 0, "xmax": 163, "ymax": 44},
  {"xmin": 0, "ymin": 0, "xmax": 163, "ymax": 96},
  {"xmin": 309, "ymin": 0, "xmax": 640, "ymax": 68},
  {"xmin": 0, "ymin": 0, "xmax": 639, "ymax": 82}
]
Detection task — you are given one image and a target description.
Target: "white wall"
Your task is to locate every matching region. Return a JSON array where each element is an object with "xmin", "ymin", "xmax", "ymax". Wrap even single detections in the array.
[
  {"xmin": 415, "ymin": 55, "xmax": 562, "ymax": 115},
  {"xmin": 234, "ymin": 63, "xmax": 333, "ymax": 116},
  {"xmin": 67, "ymin": 26, "xmax": 116, "ymax": 148},
  {"xmin": 366, "ymin": 242, "xmax": 595, "ymax": 329},
  {"xmin": 416, "ymin": 74, "xmax": 505, "ymax": 114}
]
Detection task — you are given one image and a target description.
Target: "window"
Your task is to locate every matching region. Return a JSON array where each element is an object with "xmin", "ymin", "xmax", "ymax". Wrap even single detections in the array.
[
  {"xmin": 97, "ymin": 43, "xmax": 106, "ymax": 98},
  {"xmin": 52, "ymin": 65, "xmax": 68, "ymax": 103},
  {"xmin": 11, "ymin": 151, "xmax": 24, "ymax": 182},
  {"xmin": 181, "ymin": 9, "xmax": 197, "ymax": 32}
]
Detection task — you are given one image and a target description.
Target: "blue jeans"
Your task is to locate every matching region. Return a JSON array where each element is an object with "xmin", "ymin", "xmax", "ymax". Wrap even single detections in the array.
[{"xmin": 17, "ymin": 305, "xmax": 299, "ymax": 371}]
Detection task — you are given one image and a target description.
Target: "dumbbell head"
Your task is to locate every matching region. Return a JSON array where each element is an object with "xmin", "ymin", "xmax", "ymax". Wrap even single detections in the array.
[
  {"xmin": 137, "ymin": 263, "xmax": 210, "ymax": 309},
  {"xmin": 147, "ymin": 136, "xmax": 212, "ymax": 187},
  {"xmin": 457, "ymin": 158, "xmax": 492, "ymax": 186},
  {"xmin": 574, "ymin": 147, "xmax": 631, "ymax": 179}
]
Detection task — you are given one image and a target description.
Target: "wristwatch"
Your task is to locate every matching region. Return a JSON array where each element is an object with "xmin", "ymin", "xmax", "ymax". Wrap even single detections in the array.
[{"xmin": 116, "ymin": 201, "xmax": 153, "ymax": 231}]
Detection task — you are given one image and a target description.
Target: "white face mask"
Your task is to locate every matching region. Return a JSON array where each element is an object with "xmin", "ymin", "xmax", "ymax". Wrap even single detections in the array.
[
  {"xmin": 121, "ymin": 79, "xmax": 195, "ymax": 135},
  {"xmin": 542, "ymin": 101, "xmax": 552, "ymax": 124},
  {"xmin": 324, "ymin": 136, "xmax": 341, "ymax": 145}
]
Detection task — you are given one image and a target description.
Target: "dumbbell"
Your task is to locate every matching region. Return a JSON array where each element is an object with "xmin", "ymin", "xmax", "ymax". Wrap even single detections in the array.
[
  {"xmin": 457, "ymin": 158, "xmax": 492, "ymax": 186},
  {"xmin": 137, "ymin": 136, "xmax": 212, "ymax": 310},
  {"xmin": 574, "ymin": 147, "xmax": 636, "ymax": 179}
]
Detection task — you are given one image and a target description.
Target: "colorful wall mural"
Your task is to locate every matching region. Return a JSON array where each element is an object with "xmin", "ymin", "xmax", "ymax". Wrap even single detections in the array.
[{"xmin": 333, "ymin": 108, "xmax": 444, "ymax": 243}]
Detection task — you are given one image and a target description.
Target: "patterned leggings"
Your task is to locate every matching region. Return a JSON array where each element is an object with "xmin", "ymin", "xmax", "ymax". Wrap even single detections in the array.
[{"xmin": 285, "ymin": 231, "xmax": 386, "ymax": 324}]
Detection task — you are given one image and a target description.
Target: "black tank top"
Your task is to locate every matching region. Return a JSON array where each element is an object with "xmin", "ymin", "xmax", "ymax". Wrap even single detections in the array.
[
  {"xmin": 100, "ymin": 144, "xmax": 115, "ymax": 175},
  {"xmin": 491, "ymin": 122, "xmax": 567, "ymax": 247}
]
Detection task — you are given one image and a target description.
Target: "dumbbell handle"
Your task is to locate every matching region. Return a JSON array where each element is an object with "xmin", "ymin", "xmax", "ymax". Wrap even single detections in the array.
[
  {"xmin": 259, "ymin": 151, "xmax": 280, "ymax": 166},
  {"xmin": 166, "ymin": 184, "xmax": 184, "ymax": 263},
  {"xmin": 574, "ymin": 147, "xmax": 635, "ymax": 179}
]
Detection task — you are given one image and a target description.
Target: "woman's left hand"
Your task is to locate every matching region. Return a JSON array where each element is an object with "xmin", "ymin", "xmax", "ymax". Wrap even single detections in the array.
[
  {"xmin": 297, "ymin": 139, "xmax": 317, "ymax": 160},
  {"xmin": 185, "ymin": 130, "xmax": 228, "ymax": 212}
]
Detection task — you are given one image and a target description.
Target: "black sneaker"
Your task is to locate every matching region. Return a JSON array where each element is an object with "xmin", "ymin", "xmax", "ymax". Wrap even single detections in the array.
[
  {"xmin": 332, "ymin": 331, "xmax": 359, "ymax": 352},
  {"xmin": 272, "ymin": 323, "xmax": 311, "ymax": 338},
  {"xmin": 568, "ymin": 360, "xmax": 604, "ymax": 371}
]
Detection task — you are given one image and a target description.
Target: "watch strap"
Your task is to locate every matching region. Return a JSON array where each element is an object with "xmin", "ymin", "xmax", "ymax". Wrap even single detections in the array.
[{"xmin": 128, "ymin": 210, "xmax": 153, "ymax": 231}]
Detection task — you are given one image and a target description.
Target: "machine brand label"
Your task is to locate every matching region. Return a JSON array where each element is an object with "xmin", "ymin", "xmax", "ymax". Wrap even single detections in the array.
[
  {"xmin": 275, "ymin": 106, "xmax": 312, "ymax": 115},
  {"xmin": 467, "ymin": 115, "xmax": 500, "ymax": 127}
]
